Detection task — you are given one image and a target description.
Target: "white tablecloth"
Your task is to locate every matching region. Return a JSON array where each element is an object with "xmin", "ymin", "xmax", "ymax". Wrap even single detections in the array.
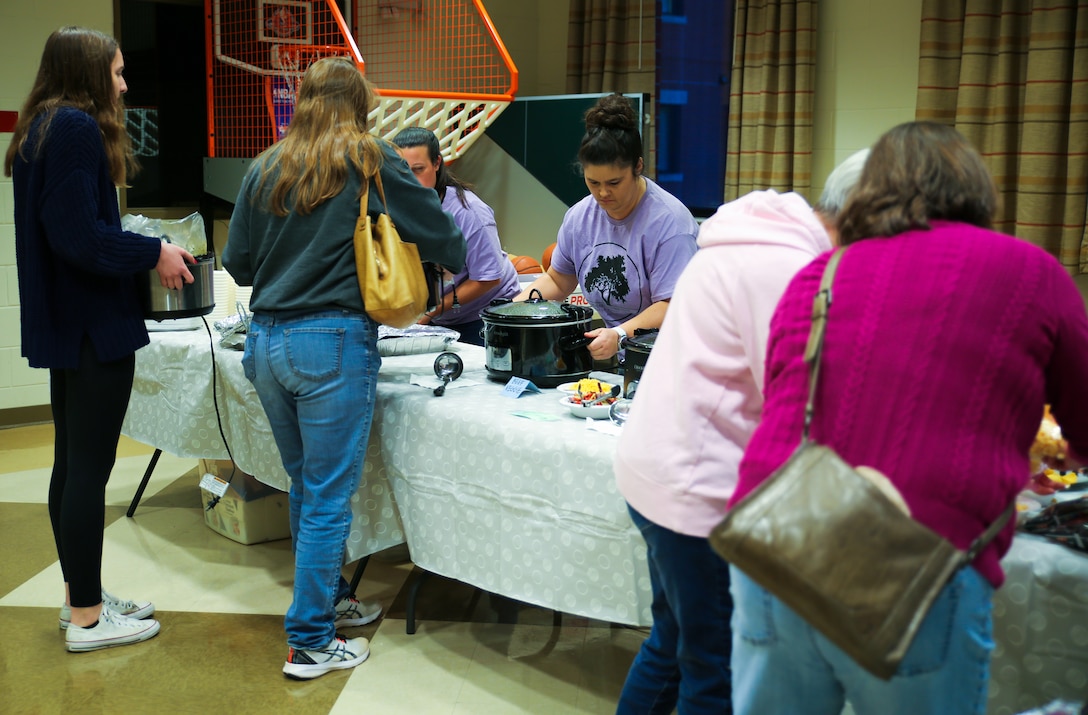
[
  {"xmin": 122, "ymin": 328, "xmax": 1088, "ymax": 686},
  {"xmin": 122, "ymin": 327, "xmax": 405, "ymax": 564},
  {"xmin": 370, "ymin": 348, "xmax": 653, "ymax": 626},
  {"xmin": 122, "ymin": 327, "xmax": 654, "ymax": 626},
  {"xmin": 989, "ymin": 534, "xmax": 1088, "ymax": 714}
]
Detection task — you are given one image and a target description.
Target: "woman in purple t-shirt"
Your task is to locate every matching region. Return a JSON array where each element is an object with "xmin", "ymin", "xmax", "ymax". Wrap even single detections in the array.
[
  {"xmin": 392, "ymin": 127, "xmax": 520, "ymax": 346},
  {"xmin": 517, "ymin": 93, "xmax": 699, "ymax": 361}
]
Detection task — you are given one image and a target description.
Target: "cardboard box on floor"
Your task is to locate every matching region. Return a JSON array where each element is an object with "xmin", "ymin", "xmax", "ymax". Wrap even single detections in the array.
[{"xmin": 198, "ymin": 458, "xmax": 291, "ymax": 545}]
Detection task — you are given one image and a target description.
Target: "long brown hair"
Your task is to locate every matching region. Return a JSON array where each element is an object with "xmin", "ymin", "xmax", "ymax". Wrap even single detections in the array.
[
  {"xmin": 3, "ymin": 26, "xmax": 136, "ymax": 185},
  {"xmin": 255, "ymin": 56, "xmax": 383, "ymax": 216},
  {"xmin": 837, "ymin": 121, "xmax": 998, "ymax": 245}
]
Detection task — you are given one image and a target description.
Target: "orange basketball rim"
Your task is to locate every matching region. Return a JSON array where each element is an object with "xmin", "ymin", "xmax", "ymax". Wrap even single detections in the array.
[{"xmin": 206, "ymin": 0, "xmax": 518, "ymax": 162}]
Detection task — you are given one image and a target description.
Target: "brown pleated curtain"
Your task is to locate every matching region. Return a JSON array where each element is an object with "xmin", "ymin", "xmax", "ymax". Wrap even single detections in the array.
[
  {"xmin": 916, "ymin": 0, "xmax": 1088, "ymax": 273},
  {"xmin": 566, "ymin": 0, "xmax": 655, "ymax": 95},
  {"xmin": 565, "ymin": 0, "xmax": 656, "ymax": 171},
  {"xmin": 724, "ymin": 0, "xmax": 817, "ymax": 202}
]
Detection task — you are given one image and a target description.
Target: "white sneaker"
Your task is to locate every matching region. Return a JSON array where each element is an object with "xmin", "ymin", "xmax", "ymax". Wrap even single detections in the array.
[
  {"xmin": 283, "ymin": 636, "xmax": 369, "ymax": 680},
  {"xmin": 334, "ymin": 596, "xmax": 382, "ymax": 628},
  {"xmin": 59, "ymin": 589, "xmax": 155, "ymax": 629},
  {"xmin": 65, "ymin": 606, "xmax": 161, "ymax": 653}
]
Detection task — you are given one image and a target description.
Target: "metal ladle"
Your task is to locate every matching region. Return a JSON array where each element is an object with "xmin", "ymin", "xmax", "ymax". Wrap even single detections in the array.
[{"xmin": 433, "ymin": 351, "xmax": 464, "ymax": 396}]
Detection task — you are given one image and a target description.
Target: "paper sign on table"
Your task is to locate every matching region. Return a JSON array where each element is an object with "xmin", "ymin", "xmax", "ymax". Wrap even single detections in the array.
[{"xmin": 501, "ymin": 376, "xmax": 541, "ymax": 398}]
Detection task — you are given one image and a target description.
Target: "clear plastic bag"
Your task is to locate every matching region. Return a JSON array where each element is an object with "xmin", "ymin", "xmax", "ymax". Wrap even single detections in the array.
[{"xmin": 122, "ymin": 211, "xmax": 209, "ymax": 257}]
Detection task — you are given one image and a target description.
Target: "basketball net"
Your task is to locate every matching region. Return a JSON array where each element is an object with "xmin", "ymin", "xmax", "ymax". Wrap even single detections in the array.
[
  {"xmin": 266, "ymin": 44, "xmax": 508, "ymax": 160},
  {"xmin": 269, "ymin": 45, "xmax": 316, "ymax": 140}
]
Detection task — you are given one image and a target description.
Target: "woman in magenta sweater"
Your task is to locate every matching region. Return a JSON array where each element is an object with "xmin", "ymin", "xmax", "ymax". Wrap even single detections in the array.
[{"xmin": 728, "ymin": 122, "xmax": 1088, "ymax": 715}]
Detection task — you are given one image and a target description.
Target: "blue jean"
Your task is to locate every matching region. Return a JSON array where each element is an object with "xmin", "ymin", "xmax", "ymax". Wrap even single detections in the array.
[
  {"xmin": 243, "ymin": 310, "xmax": 380, "ymax": 650},
  {"xmin": 616, "ymin": 505, "xmax": 733, "ymax": 715},
  {"xmin": 730, "ymin": 564, "xmax": 995, "ymax": 715}
]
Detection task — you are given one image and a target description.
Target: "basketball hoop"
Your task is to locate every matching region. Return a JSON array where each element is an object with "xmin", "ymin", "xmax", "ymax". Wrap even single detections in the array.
[
  {"xmin": 210, "ymin": 0, "xmax": 517, "ymax": 160},
  {"xmin": 267, "ymin": 44, "xmax": 355, "ymax": 140}
]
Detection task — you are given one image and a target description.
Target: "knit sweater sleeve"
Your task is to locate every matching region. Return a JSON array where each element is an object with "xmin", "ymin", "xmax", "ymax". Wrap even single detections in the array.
[
  {"xmin": 1041, "ymin": 259, "xmax": 1088, "ymax": 459},
  {"xmin": 38, "ymin": 110, "xmax": 162, "ymax": 275}
]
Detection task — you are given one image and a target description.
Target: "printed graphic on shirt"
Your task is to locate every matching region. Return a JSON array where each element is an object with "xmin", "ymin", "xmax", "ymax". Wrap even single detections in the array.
[{"xmin": 577, "ymin": 242, "xmax": 645, "ymax": 322}]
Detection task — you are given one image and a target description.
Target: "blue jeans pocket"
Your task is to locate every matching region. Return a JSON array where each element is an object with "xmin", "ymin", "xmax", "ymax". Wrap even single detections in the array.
[
  {"xmin": 895, "ymin": 573, "xmax": 959, "ymax": 676},
  {"xmin": 732, "ymin": 569, "xmax": 778, "ymax": 646},
  {"xmin": 242, "ymin": 331, "xmax": 257, "ymax": 382},
  {"xmin": 283, "ymin": 327, "xmax": 345, "ymax": 380}
]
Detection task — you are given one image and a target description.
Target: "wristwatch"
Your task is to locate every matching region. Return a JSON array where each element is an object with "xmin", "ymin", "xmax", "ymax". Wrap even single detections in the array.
[{"xmin": 612, "ymin": 325, "xmax": 628, "ymax": 343}]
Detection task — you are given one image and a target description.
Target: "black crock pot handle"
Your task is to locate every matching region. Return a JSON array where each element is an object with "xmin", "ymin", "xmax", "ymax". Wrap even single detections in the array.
[
  {"xmin": 560, "ymin": 302, "xmax": 591, "ymax": 318},
  {"xmin": 558, "ymin": 335, "xmax": 592, "ymax": 351}
]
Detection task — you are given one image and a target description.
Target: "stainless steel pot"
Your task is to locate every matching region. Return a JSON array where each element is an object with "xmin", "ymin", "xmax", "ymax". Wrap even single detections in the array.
[
  {"xmin": 481, "ymin": 290, "xmax": 594, "ymax": 388},
  {"xmin": 139, "ymin": 254, "xmax": 216, "ymax": 321}
]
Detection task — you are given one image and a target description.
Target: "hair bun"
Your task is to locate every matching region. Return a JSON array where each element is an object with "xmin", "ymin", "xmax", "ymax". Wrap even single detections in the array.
[{"xmin": 585, "ymin": 93, "xmax": 637, "ymax": 132}]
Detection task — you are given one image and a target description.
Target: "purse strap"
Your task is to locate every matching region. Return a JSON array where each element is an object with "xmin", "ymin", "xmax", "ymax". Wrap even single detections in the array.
[
  {"xmin": 800, "ymin": 247, "xmax": 846, "ymax": 443},
  {"xmin": 358, "ymin": 169, "xmax": 391, "ymax": 218},
  {"xmin": 797, "ymin": 247, "xmax": 1016, "ymax": 557}
]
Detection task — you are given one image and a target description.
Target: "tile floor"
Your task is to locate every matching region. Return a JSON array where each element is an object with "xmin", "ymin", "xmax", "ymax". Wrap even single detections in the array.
[{"xmin": 0, "ymin": 423, "xmax": 645, "ymax": 714}]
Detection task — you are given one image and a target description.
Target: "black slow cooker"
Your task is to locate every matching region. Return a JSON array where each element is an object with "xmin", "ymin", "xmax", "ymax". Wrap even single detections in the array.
[
  {"xmin": 621, "ymin": 328, "xmax": 659, "ymax": 397},
  {"xmin": 481, "ymin": 290, "xmax": 594, "ymax": 387}
]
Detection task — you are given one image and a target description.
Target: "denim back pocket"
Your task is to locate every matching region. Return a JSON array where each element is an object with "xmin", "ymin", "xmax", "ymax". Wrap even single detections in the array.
[
  {"xmin": 731, "ymin": 569, "xmax": 778, "ymax": 646},
  {"xmin": 894, "ymin": 568, "xmax": 964, "ymax": 676},
  {"xmin": 241, "ymin": 330, "xmax": 258, "ymax": 382},
  {"xmin": 283, "ymin": 327, "xmax": 345, "ymax": 381}
]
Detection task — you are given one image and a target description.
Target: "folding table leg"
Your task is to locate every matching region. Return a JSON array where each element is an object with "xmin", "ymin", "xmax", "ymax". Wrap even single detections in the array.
[
  {"xmin": 347, "ymin": 555, "xmax": 370, "ymax": 595},
  {"xmin": 126, "ymin": 448, "xmax": 163, "ymax": 518},
  {"xmin": 405, "ymin": 569, "xmax": 433, "ymax": 635}
]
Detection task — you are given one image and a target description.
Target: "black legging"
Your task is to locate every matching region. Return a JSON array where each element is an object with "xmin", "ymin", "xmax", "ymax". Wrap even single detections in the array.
[{"xmin": 48, "ymin": 338, "xmax": 136, "ymax": 608}]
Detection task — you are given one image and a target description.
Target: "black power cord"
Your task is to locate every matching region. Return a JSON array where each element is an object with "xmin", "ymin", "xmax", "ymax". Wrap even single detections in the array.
[{"xmin": 200, "ymin": 314, "xmax": 239, "ymax": 512}]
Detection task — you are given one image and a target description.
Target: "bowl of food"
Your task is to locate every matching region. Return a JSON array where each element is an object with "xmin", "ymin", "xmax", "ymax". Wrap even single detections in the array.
[
  {"xmin": 560, "ymin": 395, "xmax": 614, "ymax": 420},
  {"xmin": 559, "ymin": 378, "xmax": 620, "ymax": 419},
  {"xmin": 557, "ymin": 378, "xmax": 615, "ymax": 395}
]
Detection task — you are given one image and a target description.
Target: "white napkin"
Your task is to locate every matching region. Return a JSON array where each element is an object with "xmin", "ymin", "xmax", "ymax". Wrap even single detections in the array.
[
  {"xmin": 585, "ymin": 417, "xmax": 623, "ymax": 436},
  {"xmin": 409, "ymin": 374, "xmax": 480, "ymax": 391}
]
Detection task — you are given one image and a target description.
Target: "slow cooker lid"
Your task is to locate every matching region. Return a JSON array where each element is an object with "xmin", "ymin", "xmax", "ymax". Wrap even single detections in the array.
[
  {"xmin": 626, "ymin": 328, "xmax": 660, "ymax": 350},
  {"xmin": 482, "ymin": 289, "xmax": 591, "ymax": 322}
]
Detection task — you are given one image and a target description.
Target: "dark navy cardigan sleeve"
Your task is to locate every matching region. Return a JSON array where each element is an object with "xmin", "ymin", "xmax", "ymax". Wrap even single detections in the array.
[{"xmin": 12, "ymin": 108, "xmax": 163, "ymax": 369}]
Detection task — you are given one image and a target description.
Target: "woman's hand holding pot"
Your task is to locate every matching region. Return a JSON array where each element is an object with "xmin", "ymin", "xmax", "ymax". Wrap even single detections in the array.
[{"xmin": 156, "ymin": 241, "xmax": 196, "ymax": 290}]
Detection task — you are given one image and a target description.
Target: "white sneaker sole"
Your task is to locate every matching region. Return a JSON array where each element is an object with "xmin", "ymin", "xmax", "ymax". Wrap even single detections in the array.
[
  {"xmin": 282, "ymin": 646, "xmax": 369, "ymax": 680},
  {"xmin": 66, "ymin": 620, "xmax": 161, "ymax": 652}
]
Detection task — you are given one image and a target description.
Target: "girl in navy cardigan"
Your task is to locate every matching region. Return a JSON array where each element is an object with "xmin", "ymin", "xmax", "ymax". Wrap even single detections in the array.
[{"xmin": 4, "ymin": 26, "xmax": 194, "ymax": 653}]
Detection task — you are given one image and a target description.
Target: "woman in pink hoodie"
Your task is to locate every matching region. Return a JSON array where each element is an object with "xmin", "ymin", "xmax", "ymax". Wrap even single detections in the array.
[{"xmin": 612, "ymin": 151, "xmax": 869, "ymax": 715}]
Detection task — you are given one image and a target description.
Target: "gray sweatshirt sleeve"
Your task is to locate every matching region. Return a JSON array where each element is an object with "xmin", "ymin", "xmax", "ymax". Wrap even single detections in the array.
[{"xmin": 371, "ymin": 142, "xmax": 467, "ymax": 273}]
